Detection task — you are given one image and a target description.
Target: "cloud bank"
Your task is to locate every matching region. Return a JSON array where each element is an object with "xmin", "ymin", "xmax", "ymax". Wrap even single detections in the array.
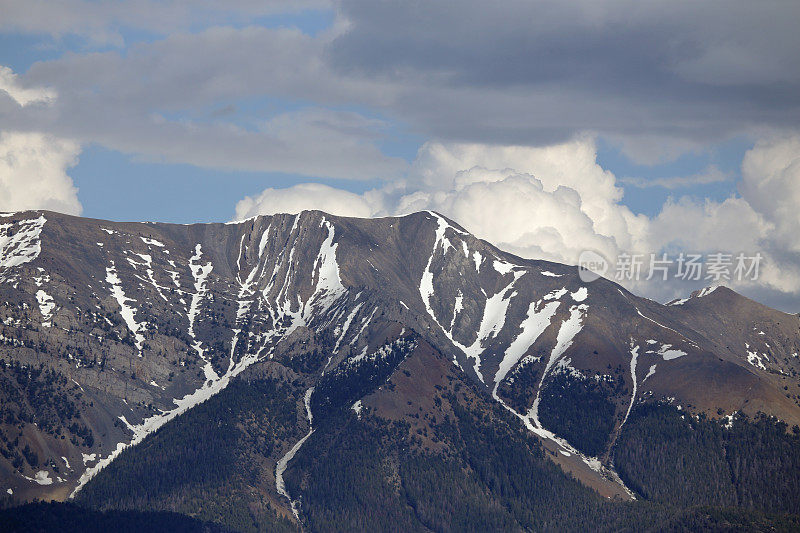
[{"xmin": 1, "ymin": 1, "xmax": 798, "ymax": 175}]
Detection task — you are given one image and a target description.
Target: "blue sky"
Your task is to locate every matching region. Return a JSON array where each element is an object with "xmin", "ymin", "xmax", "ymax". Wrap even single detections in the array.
[{"xmin": 1, "ymin": 1, "xmax": 798, "ymax": 309}]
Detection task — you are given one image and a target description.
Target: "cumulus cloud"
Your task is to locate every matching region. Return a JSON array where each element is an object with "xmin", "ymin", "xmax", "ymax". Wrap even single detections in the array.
[
  {"xmin": 234, "ymin": 183, "xmax": 376, "ymax": 220},
  {"xmin": 629, "ymin": 136, "xmax": 800, "ymax": 298},
  {"xmin": 621, "ymin": 136, "xmax": 800, "ymax": 298},
  {"xmin": 417, "ymin": 173, "xmax": 622, "ymax": 266},
  {"xmin": 0, "ymin": 66, "xmax": 56, "ymax": 107},
  {"xmin": 649, "ymin": 197, "xmax": 768, "ymax": 254},
  {"xmin": 740, "ymin": 136, "xmax": 800, "ymax": 253},
  {"xmin": 0, "ymin": 131, "xmax": 82, "ymax": 215},
  {"xmin": 404, "ymin": 139, "xmax": 648, "ymax": 257}
]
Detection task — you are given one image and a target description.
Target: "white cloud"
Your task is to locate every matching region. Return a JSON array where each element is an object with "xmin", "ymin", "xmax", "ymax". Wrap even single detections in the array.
[
  {"xmin": 0, "ymin": 66, "xmax": 56, "ymax": 107},
  {"xmin": 234, "ymin": 182, "xmax": 376, "ymax": 220},
  {"xmin": 641, "ymin": 136, "xmax": 800, "ymax": 297},
  {"xmin": 407, "ymin": 139, "xmax": 647, "ymax": 255},
  {"xmin": 0, "ymin": 131, "xmax": 82, "ymax": 215},
  {"xmin": 419, "ymin": 173, "xmax": 622, "ymax": 266},
  {"xmin": 740, "ymin": 135, "xmax": 800, "ymax": 253},
  {"xmin": 649, "ymin": 196, "xmax": 768, "ymax": 253}
]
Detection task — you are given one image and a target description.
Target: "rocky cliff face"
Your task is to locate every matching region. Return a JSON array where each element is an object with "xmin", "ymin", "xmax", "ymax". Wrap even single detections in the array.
[{"xmin": 1, "ymin": 209, "xmax": 798, "ymax": 504}]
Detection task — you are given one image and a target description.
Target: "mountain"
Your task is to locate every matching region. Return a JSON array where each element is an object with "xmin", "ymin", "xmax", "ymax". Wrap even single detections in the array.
[{"xmin": 1, "ymin": 209, "xmax": 799, "ymax": 531}]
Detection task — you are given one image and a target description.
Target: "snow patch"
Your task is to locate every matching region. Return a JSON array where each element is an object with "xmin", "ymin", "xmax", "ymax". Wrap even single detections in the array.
[
  {"xmin": 0, "ymin": 215, "xmax": 46, "ymax": 269},
  {"xmin": 746, "ymin": 350, "xmax": 767, "ymax": 370},
  {"xmin": 449, "ymin": 291, "xmax": 463, "ymax": 330},
  {"xmin": 571, "ymin": 287, "xmax": 588, "ymax": 302},
  {"xmin": 25, "ymin": 470, "xmax": 53, "ymax": 486},
  {"xmin": 530, "ymin": 303, "xmax": 588, "ymax": 428},
  {"xmin": 544, "ymin": 288, "xmax": 568, "ymax": 300},
  {"xmin": 658, "ymin": 344, "xmax": 686, "ymax": 361},
  {"xmin": 36, "ymin": 289, "xmax": 55, "ymax": 327},
  {"xmin": 334, "ymin": 302, "xmax": 363, "ymax": 353},
  {"xmin": 493, "ymin": 259, "xmax": 515, "ymax": 275},
  {"xmin": 140, "ymin": 237, "xmax": 165, "ymax": 247},
  {"xmin": 724, "ymin": 414, "xmax": 735, "ymax": 429},
  {"xmin": 473, "ymin": 251, "xmax": 482, "ymax": 270},
  {"xmin": 697, "ymin": 286, "xmax": 718, "ymax": 298},
  {"xmin": 540, "ymin": 271, "xmax": 562, "ymax": 277},
  {"xmin": 187, "ymin": 244, "xmax": 216, "ymax": 380},
  {"xmin": 304, "ymin": 219, "xmax": 346, "ymax": 316},
  {"xmin": 352, "ymin": 399, "xmax": 363, "ymax": 418}
]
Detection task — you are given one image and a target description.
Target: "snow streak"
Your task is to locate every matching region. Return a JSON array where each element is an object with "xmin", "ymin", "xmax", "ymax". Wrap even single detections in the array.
[
  {"xmin": 187, "ymin": 244, "xmax": 216, "ymax": 380},
  {"xmin": 276, "ymin": 387, "xmax": 315, "ymax": 520},
  {"xmin": 419, "ymin": 211, "xmax": 527, "ymax": 381},
  {"xmin": 529, "ymin": 302, "xmax": 588, "ymax": 428},
  {"xmin": 105, "ymin": 261, "xmax": 145, "ymax": 355},
  {"xmin": 492, "ymin": 298, "xmax": 560, "ymax": 397},
  {"xmin": 622, "ymin": 342, "xmax": 640, "ymax": 426}
]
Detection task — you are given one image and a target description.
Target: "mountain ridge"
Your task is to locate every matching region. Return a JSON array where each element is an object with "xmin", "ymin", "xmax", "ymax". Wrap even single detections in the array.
[{"xmin": 1, "ymin": 208, "xmax": 799, "ymax": 520}]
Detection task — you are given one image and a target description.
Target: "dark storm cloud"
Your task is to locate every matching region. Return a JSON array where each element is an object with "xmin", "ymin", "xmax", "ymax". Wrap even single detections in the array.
[{"xmin": 327, "ymin": 0, "xmax": 800, "ymax": 152}]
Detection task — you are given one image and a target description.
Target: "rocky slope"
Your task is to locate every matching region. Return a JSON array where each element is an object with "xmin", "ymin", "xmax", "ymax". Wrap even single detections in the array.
[{"xmin": 0, "ymin": 209, "xmax": 799, "ymax": 513}]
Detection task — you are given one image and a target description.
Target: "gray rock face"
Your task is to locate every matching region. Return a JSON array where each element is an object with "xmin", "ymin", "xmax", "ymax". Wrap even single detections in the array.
[{"xmin": 1, "ymin": 209, "xmax": 798, "ymax": 501}]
